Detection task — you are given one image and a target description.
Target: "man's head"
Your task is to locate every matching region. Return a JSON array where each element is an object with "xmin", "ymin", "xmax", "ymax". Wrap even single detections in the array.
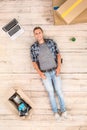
[{"xmin": 33, "ymin": 27, "xmax": 44, "ymax": 42}]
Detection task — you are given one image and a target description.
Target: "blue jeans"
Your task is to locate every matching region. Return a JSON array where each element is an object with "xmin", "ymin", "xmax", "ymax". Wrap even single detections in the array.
[{"xmin": 42, "ymin": 70, "xmax": 66, "ymax": 113}]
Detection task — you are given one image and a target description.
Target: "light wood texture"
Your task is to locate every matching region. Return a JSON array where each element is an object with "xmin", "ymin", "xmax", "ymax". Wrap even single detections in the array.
[{"xmin": 0, "ymin": 0, "xmax": 87, "ymax": 130}]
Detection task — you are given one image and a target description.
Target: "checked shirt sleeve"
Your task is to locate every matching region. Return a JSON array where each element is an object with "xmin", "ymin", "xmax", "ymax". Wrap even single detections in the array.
[
  {"xmin": 30, "ymin": 44, "xmax": 38, "ymax": 62},
  {"xmin": 49, "ymin": 39, "xmax": 60, "ymax": 55},
  {"xmin": 53, "ymin": 41, "xmax": 60, "ymax": 55}
]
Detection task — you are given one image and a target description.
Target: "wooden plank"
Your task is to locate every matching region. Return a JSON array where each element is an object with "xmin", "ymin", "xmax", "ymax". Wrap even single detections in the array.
[
  {"xmin": 0, "ymin": 113, "xmax": 87, "ymax": 122},
  {"xmin": 1, "ymin": 26, "xmax": 87, "ymax": 37},
  {"xmin": 21, "ymin": 24, "xmax": 87, "ymax": 31},
  {"xmin": 44, "ymin": 30, "xmax": 87, "ymax": 37},
  {"xmin": 0, "ymin": 37, "xmax": 86, "ymax": 52},
  {"xmin": 0, "ymin": 126, "xmax": 81, "ymax": 130},
  {"xmin": 0, "ymin": 18, "xmax": 53, "ymax": 26},
  {"xmin": 80, "ymin": 127, "xmax": 87, "ymax": 130},
  {"xmin": 0, "ymin": 108, "xmax": 87, "ymax": 118},
  {"xmin": 0, "ymin": 96, "xmax": 87, "ymax": 115},
  {"xmin": 0, "ymin": 119, "xmax": 86, "ymax": 127},
  {"xmin": 0, "ymin": 52, "xmax": 86, "ymax": 73},
  {"xmin": 27, "ymin": 91, "xmax": 87, "ymax": 98},
  {"xmin": 3, "ymin": 85, "xmax": 87, "ymax": 97},
  {"xmin": 0, "ymin": 79, "xmax": 87, "ymax": 92},
  {"xmin": 0, "ymin": 73, "xmax": 87, "ymax": 80}
]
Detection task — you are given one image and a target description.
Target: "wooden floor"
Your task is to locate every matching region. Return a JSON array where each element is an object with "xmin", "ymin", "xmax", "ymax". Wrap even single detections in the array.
[{"xmin": 0, "ymin": 0, "xmax": 87, "ymax": 130}]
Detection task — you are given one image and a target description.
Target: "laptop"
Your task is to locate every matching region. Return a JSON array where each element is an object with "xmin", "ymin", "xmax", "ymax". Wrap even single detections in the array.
[{"xmin": 2, "ymin": 18, "xmax": 24, "ymax": 40}]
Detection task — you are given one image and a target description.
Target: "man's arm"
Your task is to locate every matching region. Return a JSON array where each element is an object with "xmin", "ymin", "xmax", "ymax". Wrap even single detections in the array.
[
  {"xmin": 32, "ymin": 62, "xmax": 46, "ymax": 79},
  {"xmin": 56, "ymin": 53, "xmax": 61, "ymax": 76}
]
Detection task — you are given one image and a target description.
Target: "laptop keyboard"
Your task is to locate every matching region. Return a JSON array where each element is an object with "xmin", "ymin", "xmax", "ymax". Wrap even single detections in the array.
[
  {"xmin": 2, "ymin": 19, "xmax": 18, "ymax": 32},
  {"xmin": 8, "ymin": 25, "xmax": 21, "ymax": 36}
]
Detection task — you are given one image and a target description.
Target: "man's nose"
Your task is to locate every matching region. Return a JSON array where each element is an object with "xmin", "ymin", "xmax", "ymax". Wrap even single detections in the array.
[{"xmin": 37, "ymin": 34, "xmax": 40, "ymax": 36}]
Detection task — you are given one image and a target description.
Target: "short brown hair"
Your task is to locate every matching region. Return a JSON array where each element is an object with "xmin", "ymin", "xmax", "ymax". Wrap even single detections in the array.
[{"xmin": 33, "ymin": 26, "xmax": 43, "ymax": 33}]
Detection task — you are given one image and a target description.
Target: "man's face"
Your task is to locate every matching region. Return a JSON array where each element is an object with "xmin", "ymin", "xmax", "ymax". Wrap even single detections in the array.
[{"xmin": 34, "ymin": 29, "xmax": 44, "ymax": 42}]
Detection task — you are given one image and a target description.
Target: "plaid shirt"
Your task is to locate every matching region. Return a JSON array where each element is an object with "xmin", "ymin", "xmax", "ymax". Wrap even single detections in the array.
[{"xmin": 30, "ymin": 39, "xmax": 59, "ymax": 62}]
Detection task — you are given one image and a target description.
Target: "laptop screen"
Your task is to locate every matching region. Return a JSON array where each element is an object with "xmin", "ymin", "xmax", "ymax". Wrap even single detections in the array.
[{"xmin": 2, "ymin": 18, "xmax": 18, "ymax": 32}]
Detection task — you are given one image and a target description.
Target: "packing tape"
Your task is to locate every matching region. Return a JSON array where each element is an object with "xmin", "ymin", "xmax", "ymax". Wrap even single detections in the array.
[{"xmin": 61, "ymin": 0, "xmax": 83, "ymax": 18}]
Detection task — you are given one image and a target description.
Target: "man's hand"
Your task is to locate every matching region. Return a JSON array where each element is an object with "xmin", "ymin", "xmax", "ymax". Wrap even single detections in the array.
[
  {"xmin": 39, "ymin": 71, "xmax": 46, "ymax": 79},
  {"xmin": 56, "ymin": 53, "xmax": 61, "ymax": 76},
  {"xmin": 55, "ymin": 67, "xmax": 60, "ymax": 76},
  {"xmin": 32, "ymin": 62, "xmax": 46, "ymax": 79}
]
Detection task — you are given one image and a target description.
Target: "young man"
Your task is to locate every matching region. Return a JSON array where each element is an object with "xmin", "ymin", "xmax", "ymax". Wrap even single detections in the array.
[{"xmin": 30, "ymin": 27, "xmax": 67, "ymax": 120}]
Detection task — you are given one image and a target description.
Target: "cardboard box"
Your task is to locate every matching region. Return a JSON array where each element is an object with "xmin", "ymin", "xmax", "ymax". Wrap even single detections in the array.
[
  {"xmin": 56, "ymin": 0, "xmax": 87, "ymax": 24},
  {"xmin": 7, "ymin": 87, "xmax": 34, "ymax": 119},
  {"xmin": 52, "ymin": 0, "xmax": 87, "ymax": 25}
]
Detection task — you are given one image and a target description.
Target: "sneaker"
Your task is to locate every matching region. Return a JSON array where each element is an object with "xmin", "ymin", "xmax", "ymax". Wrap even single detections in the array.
[
  {"xmin": 54, "ymin": 113, "xmax": 60, "ymax": 121},
  {"xmin": 61, "ymin": 111, "xmax": 67, "ymax": 119}
]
